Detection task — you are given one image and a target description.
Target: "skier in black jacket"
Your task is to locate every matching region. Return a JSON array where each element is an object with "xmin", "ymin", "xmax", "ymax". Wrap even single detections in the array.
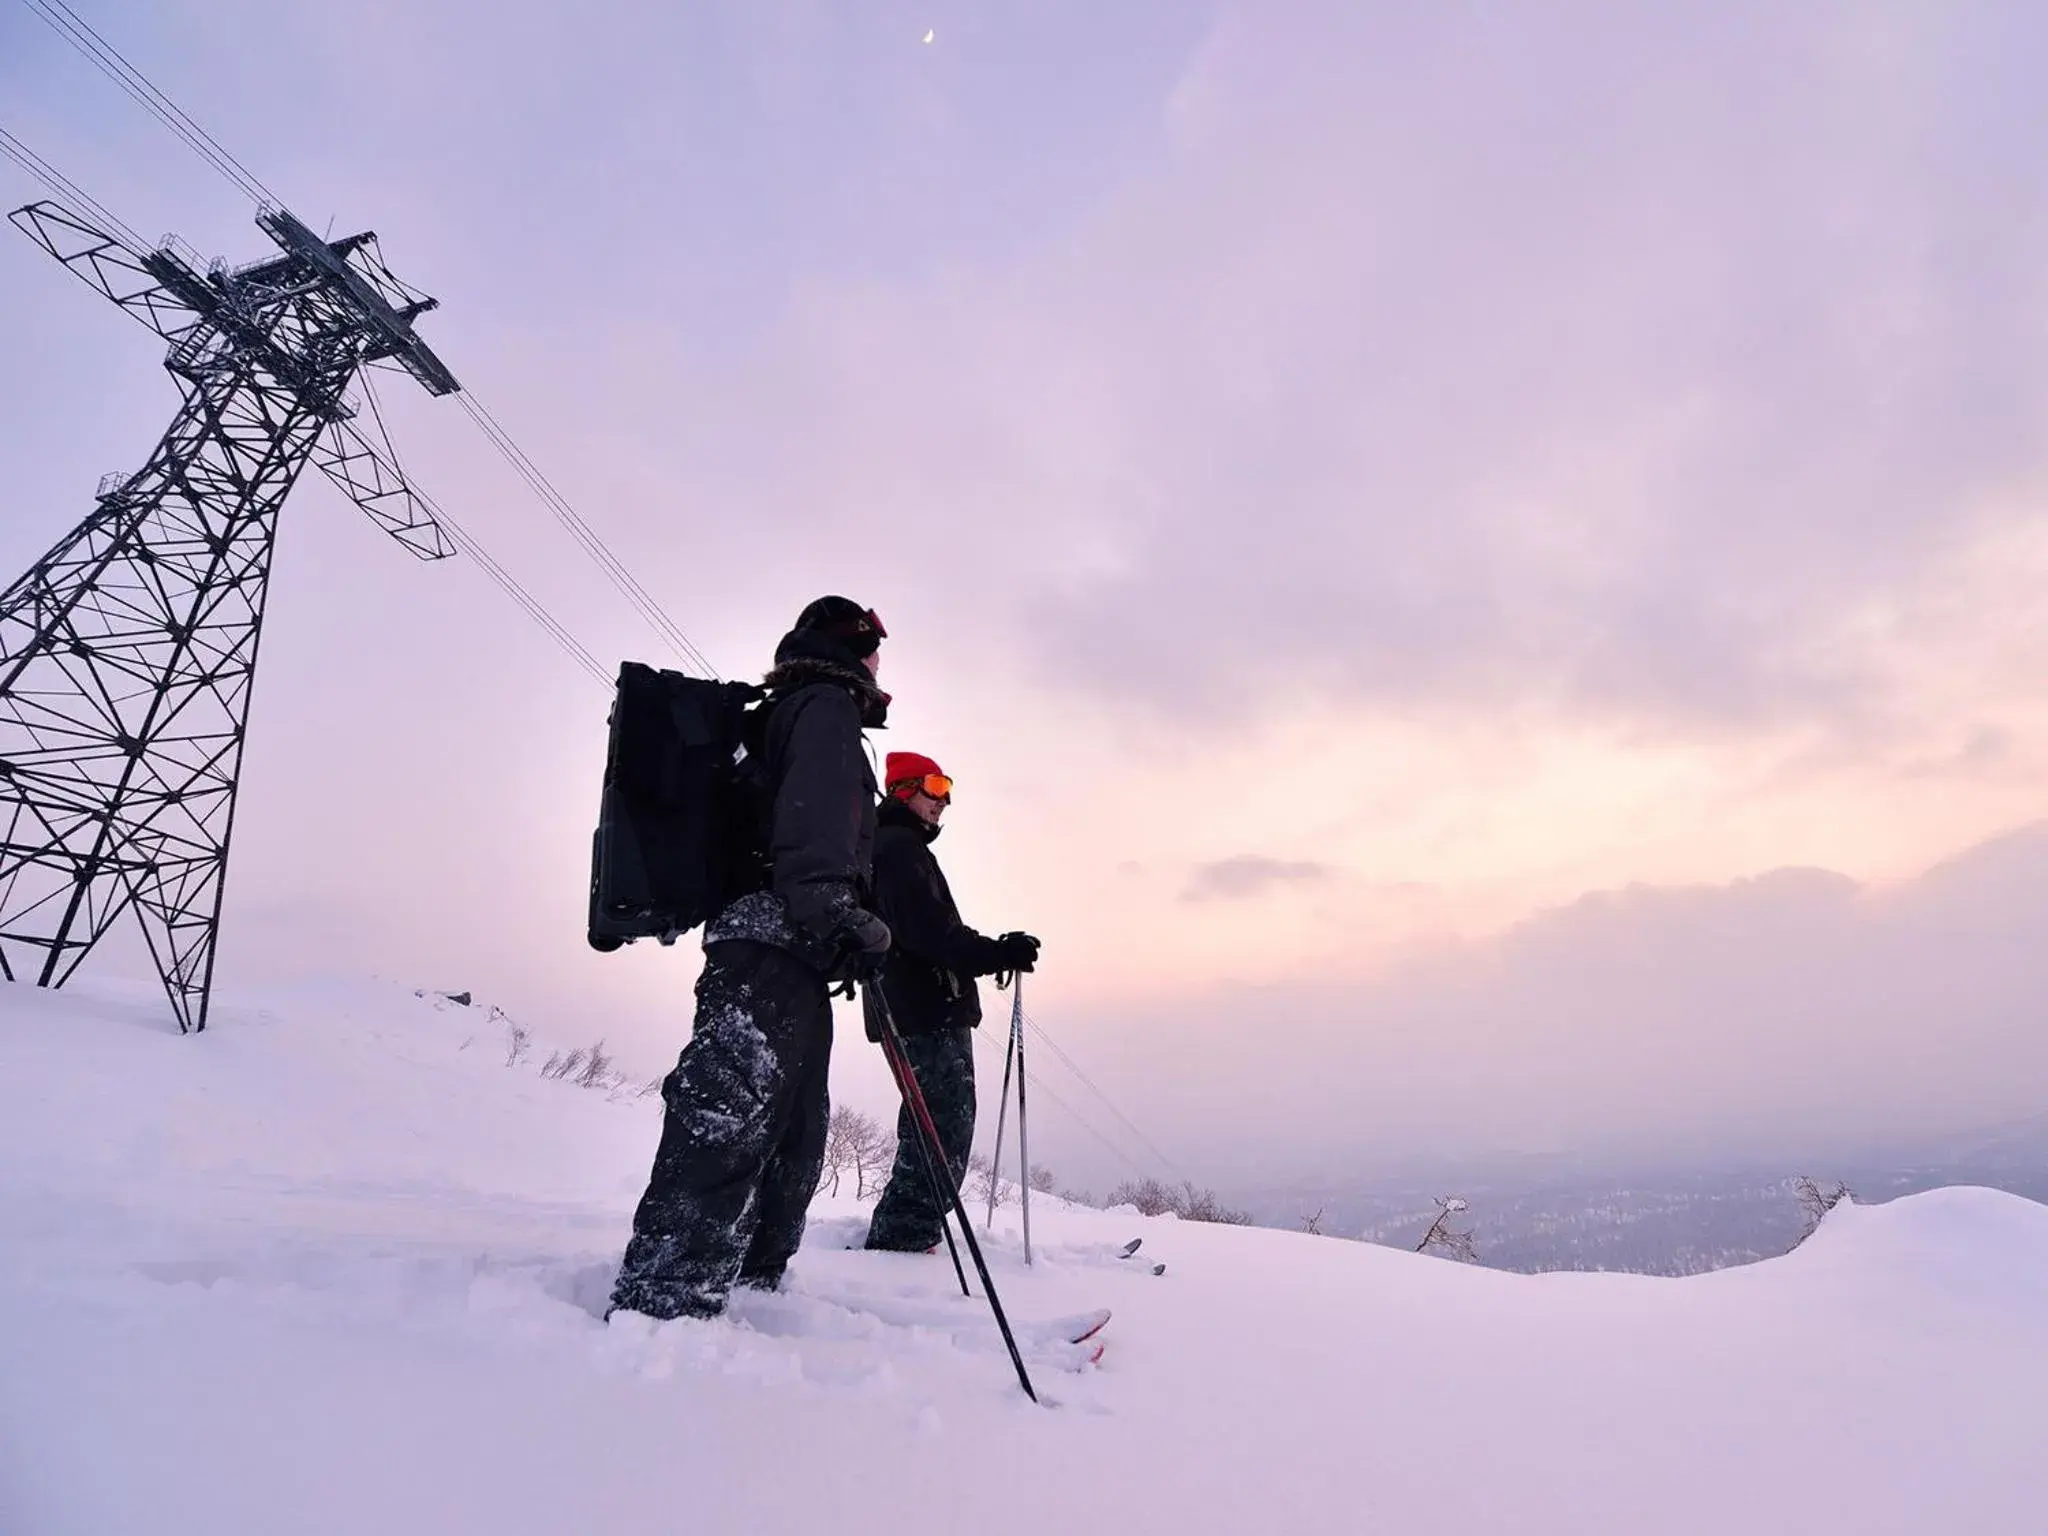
[
  {"xmin": 610, "ymin": 596, "xmax": 892, "ymax": 1323},
  {"xmin": 864, "ymin": 750, "xmax": 1040, "ymax": 1254}
]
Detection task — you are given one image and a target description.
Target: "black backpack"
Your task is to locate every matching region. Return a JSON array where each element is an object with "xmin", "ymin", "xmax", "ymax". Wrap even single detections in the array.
[{"xmin": 586, "ymin": 662, "xmax": 772, "ymax": 952}]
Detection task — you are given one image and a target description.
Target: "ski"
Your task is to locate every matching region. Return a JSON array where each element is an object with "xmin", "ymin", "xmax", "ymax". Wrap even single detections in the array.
[
  {"xmin": 731, "ymin": 1289, "xmax": 1109, "ymax": 1355},
  {"xmin": 1036, "ymin": 1337, "xmax": 1105, "ymax": 1370},
  {"xmin": 1116, "ymin": 1238, "xmax": 1161, "ymax": 1273},
  {"xmin": 1021, "ymin": 1308, "xmax": 1110, "ymax": 1369},
  {"xmin": 1071, "ymin": 1308, "xmax": 1111, "ymax": 1344},
  {"xmin": 1036, "ymin": 1306, "xmax": 1111, "ymax": 1346}
]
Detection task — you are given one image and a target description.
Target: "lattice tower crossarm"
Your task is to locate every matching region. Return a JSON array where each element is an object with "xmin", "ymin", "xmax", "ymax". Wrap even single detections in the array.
[{"xmin": 0, "ymin": 201, "xmax": 460, "ymax": 1032}]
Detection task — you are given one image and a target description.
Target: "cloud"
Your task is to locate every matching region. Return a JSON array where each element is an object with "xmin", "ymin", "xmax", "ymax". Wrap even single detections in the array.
[
  {"xmin": 1181, "ymin": 856, "xmax": 1332, "ymax": 903},
  {"xmin": 1054, "ymin": 821, "xmax": 2048, "ymax": 1183},
  {"xmin": 13, "ymin": 0, "xmax": 2048, "ymax": 1109},
  {"xmin": 629, "ymin": 0, "xmax": 2048, "ymax": 747}
]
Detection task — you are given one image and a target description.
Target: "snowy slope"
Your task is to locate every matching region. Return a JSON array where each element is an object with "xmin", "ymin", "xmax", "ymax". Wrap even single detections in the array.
[{"xmin": 3, "ymin": 977, "xmax": 2045, "ymax": 1535}]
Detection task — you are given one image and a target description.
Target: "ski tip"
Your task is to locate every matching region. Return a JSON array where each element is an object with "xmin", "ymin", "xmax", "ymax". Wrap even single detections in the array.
[
  {"xmin": 1054, "ymin": 1337, "xmax": 1106, "ymax": 1371},
  {"xmin": 1068, "ymin": 1306, "xmax": 1113, "ymax": 1344},
  {"xmin": 1116, "ymin": 1237, "xmax": 1143, "ymax": 1258}
]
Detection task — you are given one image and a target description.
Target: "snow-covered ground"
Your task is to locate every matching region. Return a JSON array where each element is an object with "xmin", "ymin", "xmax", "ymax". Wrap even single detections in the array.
[{"xmin": 3, "ymin": 977, "xmax": 2044, "ymax": 1535}]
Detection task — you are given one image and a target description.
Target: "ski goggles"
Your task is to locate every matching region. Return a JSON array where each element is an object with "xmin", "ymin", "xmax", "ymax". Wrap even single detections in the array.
[
  {"xmin": 817, "ymin": 605, "xmax": 887, "ymax": 658},
  {"xmin": 835, "ymin": 607, "xmax": 887, "ymax": 643},
  {"xmin": 891, "ymin": 772, "xmax": 953, "ymax": 802}
]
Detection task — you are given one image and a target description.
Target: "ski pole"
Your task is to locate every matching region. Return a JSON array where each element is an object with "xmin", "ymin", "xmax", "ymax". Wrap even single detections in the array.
[
  {"xmin": 865, "ymin": 990, "xmax": 971, "ymax": 1300},
  {"xmin": 1013, "ymin": 975, "xmax": 1033, "ymax": 1266},
  {"xmin": 987, "ymin": 999, "xmax": 1018, "ymax": 1234},
  {"xmin": 866, "ymin": 982, "xmax": 1039, "ymax": 1404}
]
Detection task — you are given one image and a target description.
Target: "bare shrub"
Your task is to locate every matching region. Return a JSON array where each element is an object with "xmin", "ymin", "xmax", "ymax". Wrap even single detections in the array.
[
  {"xmin": 824, "ymin": 1106, "xmax": 892, "ymax": 1198},
  {"xmin": 539, "ymin": 1048, "xmax": 586, "ymax": 1082},
  {"xmin": 1105, "ymin": 1175, "xmax": 1252, "ymax": 1225},
  {"xmin": 1415, "ymin": 1196, "xmax": 1477, "ymax": 1261},
  {"xmin": 1174, "ymin": 1180, "xmax": 1254, "ymax": 1226},
  {"xmin": 1790, "ymin": 1175, "xmax": 1852, "ymax": 1248},
  {"xmin": 969, "ymin": 1152, "xmax": 1011, "ymax": 1211},
  {"xmin": 852, "ymin": 1116, "xmax": 893, "ymax": 1198},
  {"xmin": 574, "ymin": 1040, "xmax": 614, "ymax": 1089},
  {"xmin": 822, "ymin": 1108, "xmax": 854, "ymax": 1197},
  {"xmin": 1302, "ymin": 1206, "xmax": 1325, "ymax": 1236},
  {"xmin": 504, "ymin": 1023, "xmax": 532, "ymax": 1068},
  {"xmin": 1028, "ymin": 1165, "xmax": 1058, "ymax": 1195},
  {"xmin": 1105, "ymin": 1176, "xmax": 1178, "ymax": 1216}
]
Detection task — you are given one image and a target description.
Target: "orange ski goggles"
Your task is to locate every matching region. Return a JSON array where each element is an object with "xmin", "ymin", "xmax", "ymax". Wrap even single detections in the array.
[{"xmin": 891, "ymin": 773, "xmax": 953, "ymax": 803}]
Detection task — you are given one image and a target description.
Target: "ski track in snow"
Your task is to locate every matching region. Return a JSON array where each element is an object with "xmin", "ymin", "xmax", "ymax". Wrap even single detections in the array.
[{"xmin": 4, "ymin": 976, "xmax": 2048, "ymax": 1535}]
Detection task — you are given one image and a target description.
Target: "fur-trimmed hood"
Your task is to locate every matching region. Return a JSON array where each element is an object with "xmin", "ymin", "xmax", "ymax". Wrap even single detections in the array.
[{"xmin": 763, "ymin": 654, "xmax": 890, "ymax": 730}]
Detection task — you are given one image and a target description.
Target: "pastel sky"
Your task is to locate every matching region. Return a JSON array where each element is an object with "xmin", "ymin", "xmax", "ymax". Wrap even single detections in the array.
[{"xmin": 5, "ymin": 1, "xmax": 2048, "ymax": 1191}]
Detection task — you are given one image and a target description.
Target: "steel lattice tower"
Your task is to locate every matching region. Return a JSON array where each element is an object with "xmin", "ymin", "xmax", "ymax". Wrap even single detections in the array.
[{"xmin": 0, "ymin": 200, "xmax": 460, "ymax": 1032}]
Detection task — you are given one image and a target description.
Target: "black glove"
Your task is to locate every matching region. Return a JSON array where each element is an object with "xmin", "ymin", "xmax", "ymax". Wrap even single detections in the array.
[
  {"xmin": 993, "ymin": 931, "xmax": 1040, "ymax": 974},
  {"xmin": 829, "ymin": 908, "xmax": 892, "ymax": 982}
]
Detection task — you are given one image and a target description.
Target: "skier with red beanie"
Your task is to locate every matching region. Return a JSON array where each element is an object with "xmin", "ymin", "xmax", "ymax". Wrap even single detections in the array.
[{"xmin": 863, "ymin": 750, "xmax": 1040, "ymax": 1253}]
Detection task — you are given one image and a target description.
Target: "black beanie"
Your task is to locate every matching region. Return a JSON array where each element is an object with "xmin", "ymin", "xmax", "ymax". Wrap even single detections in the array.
[{"xmin": 790, "ymin": 596, "xmax": 886, "ymax": 659}]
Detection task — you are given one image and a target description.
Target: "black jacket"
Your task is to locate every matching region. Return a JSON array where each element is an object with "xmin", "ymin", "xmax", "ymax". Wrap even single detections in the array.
[
  {"xmin": 703, "ymin": 650, "xmax": 883, "ymax": 970},
  {"xmin": 868, "ymin": 797, "xmax": 1006, "ymax": 1039},
  {"xmin": 763, "ymin": 676, "xmax": 878, "ymax": 940}
]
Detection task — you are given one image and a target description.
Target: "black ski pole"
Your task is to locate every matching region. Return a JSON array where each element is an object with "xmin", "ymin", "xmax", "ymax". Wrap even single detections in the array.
[
  {"xmin": 866, "ymin": 983, "xmax": 1039, "ymax": 1404},
  {"xmin": 866, "ymin": 989, "xmax": 971, "ymax": 1300}
]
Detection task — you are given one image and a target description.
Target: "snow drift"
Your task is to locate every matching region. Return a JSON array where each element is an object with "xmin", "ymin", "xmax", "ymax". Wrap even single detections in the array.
[{"xmin": 2, "ymin": 977, "xmax": 2044, "ymax": 1534}]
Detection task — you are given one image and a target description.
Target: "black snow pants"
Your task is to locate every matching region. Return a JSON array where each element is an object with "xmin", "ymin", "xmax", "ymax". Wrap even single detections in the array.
[
  {"xmin": 864, "ymin": 1026, "xmax": 976, "ymax": 1253},
  {"xmin": 610, "ymin": 939, "xmax": 834, "ymax": 1321}
]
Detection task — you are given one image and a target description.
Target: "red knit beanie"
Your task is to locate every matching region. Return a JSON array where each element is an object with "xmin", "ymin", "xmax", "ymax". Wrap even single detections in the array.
[{"xmin": 885, "ymin": 751, "xmax": 945, "ymax": 799}]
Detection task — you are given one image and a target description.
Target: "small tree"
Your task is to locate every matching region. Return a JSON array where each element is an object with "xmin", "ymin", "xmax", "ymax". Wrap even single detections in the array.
[
  {"xmin": 822, "ymin": 1106, "xmax": 856, "ymax": 1197},
  {"xmin": 1028, "ymin": 1164, "xmax": 1058, "ymax": 1195},
  {"xmin": 853, "ymin": 1115, "xmax": 894, "ymax": 1198},
  {"xmin": 969, "ymin": 1152, "xmax": 1010, "ymax": 1210},
  {"xmin": 574, "ymin": 1040, "xmax": 614, "ymax": 1089},
  {"xmin": 1302, "ymin": 1206, "xmax": 1325, "ymax": 1236},
  {"xmin": 825, "ymin": 1107, "xmax": 892, "ymax": 1199},
  {"xmin": 1174, "ymin": 1180, "xmax": 1254, "ymax": 1226},
  {"xmin": 1415, "ymin": 1196, "xmax": 1477, "ymax": 1261},
  {"xmin": 1790, "ymin": 1175, "xmax": 1851, "ymax": 1248},
  {"xmin": 1104, "ymin": 1175, "xmax": 1251, "ymax": 1224},
  {"xmin": 1105, "ymin": 1176, "xmax": 1178, "ymax": 1216},
  {"xmin": 538, "ymin": 1048, "xmax": 585, "ymax": 1082}
]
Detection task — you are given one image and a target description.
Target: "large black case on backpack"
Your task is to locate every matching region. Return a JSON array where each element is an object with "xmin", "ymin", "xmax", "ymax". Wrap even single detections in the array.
[{"xmin": 587, "ymin": 662, "xmax": 765, "ymax": 951}]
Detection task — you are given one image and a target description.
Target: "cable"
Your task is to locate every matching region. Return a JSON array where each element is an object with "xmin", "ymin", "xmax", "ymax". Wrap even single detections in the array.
[
  {"xmin": 987, "ymin": 1041, "xmax": 1155, "ymax": 1182},
  {"xmin": 972, "ymin": 1026, "xmax": 1155, "ymax": 1183},
  {"xmin": 456, "ymin": 393, "xmax": 721, "ymax": 678},
  {"xmin": 437, "ymin": 515, "xmax": 611, "ymax": 687},
  {"xmin": 361, "ymin": 371, "xmax": 609, "ymax": 687},
  {"xmin": 19, "ymin": 4, "xmax": 688, "ymax": 687},
  {"xmin": 20, "ymin": 0, "xmax": 278, "ymax": 207},
  {"xmin": 1021, "ymin": 1008, "xmax": 1193, "ymax": 1183},
  {"xmin": 0, "ymin": 124, "xmax": 146, "ymax": 249}
]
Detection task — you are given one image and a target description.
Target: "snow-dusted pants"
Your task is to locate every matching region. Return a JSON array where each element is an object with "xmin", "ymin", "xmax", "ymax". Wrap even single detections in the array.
[
  {"xmin": 610, "ymin": 940, "xmax": 833, "ymax": 1321},
  {"xmin": 864, "ymin": 1026, "xmax": 976, "ymax": 1253}
]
